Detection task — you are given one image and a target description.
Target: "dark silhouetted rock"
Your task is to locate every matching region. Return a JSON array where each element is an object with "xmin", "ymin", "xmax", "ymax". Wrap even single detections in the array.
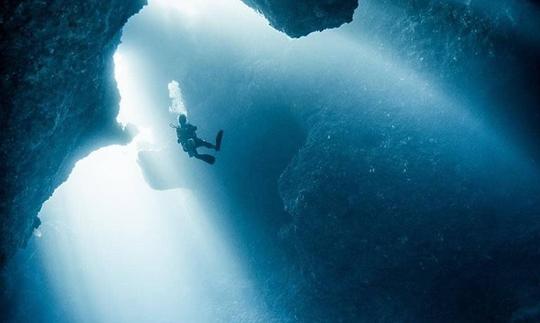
[
  {"xmin": 0, "ymin": 0, "xmax": 146, "ymax": 266},
  {"xmin": 243, "ymin": 0, "xmax": 358, "ymax": 37}
]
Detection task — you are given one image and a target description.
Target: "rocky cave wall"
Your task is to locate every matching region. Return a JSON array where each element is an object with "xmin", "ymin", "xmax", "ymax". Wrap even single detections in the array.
[
  {"xmin": 278, "ymin": 103, "xmax": 540, "ymax": 322},
  {"xmin": 0, "ymin": 0, "xmax": 148, "ymax": 267}
]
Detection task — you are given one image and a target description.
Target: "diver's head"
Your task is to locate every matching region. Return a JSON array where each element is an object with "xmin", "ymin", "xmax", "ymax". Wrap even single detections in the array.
[{"xmin": 178, "ymin": 114, "xmax": 187, "ymax": 126}]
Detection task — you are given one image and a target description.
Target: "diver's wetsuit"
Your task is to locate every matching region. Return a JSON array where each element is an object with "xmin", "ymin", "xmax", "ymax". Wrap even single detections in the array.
[{"xmin": 176, "ymin": 122, "xmax": 217, "ymax": 164}]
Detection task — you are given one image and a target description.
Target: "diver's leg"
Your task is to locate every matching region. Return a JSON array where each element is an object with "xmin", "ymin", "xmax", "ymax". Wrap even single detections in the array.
[
  {"xmin": 195, "ymin": 137, "xmax": 216, "ymax": 149},
  {"xmin": 215, "ymin": 130, "xmax": 223, "ymax": 151},
  {"xmin": 193, "ymin": 151, "xmax": 216, "ymax": 164},
  {"xmin": 184, "ymin": 139, "xmax": 214, "ymax": 164}
]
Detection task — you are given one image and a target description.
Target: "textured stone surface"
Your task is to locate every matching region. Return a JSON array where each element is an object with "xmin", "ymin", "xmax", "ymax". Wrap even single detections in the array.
[
  {"xmin": 278, "ymin": 105, "xmax": 540, "ymax": 322},
  {"xmin": 0, "ymin": 0, "xmax": 146, "ymax": 266},
  {"xmin": 242, "ymin": 0, "xmax": 358, "ymax": 37}
]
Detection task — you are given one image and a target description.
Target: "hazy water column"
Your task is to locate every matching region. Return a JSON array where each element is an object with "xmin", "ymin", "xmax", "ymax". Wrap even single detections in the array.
[{"xmin": 35, "ymin": 1, "xmax": 272, "ymax": 322}]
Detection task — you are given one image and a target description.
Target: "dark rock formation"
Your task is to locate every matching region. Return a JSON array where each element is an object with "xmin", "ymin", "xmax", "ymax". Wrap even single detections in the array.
[
  {"xmin": 278, "ymin": 105, "xmax": 540, "ymax": 322},
  {"xmin": 242, "ymin": 0, "xmax": 358, "ymax": 37},
  {"xmin": 0, "ymin": 0, "xmax": 147, "ymax": 266}
]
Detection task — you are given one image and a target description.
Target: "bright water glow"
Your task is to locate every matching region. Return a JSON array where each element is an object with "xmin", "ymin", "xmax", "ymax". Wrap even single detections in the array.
[{"xmin": 38, "ymin": 143, "xmax": 268, "ymax": 322}]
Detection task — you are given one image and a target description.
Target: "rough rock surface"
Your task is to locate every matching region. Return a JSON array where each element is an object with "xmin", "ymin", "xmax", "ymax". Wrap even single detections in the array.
[
  {"xmin": 0, "ymin": 0, "xmax": 146, "ymax": 266},
  {"xmin": 242, "ymin": 0, "xmax": 358, "ymax": 37},
  {"xmin": 279, "ymin": 106, "xmax": 540, "ymax": 322}
]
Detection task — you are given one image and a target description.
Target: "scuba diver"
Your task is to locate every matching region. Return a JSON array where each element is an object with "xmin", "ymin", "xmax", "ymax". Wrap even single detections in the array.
[{"xmin": 171, "ymin": 114, "xmax": 223, "ymax": 165}]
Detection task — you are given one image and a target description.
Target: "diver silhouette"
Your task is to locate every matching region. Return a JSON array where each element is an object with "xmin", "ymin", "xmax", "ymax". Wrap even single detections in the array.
[{"xmin": 171, "ymin": 114, "xmax": 223, "ymax": 165}]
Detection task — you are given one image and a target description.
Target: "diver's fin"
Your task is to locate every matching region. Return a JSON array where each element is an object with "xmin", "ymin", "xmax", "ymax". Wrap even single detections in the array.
[
  {"xmin": 197, "ymin": 154, "xmax": 216, "ymax": 165},
  {"xmin": 215, "ymin": 130, "xmax": 224, "ymax": 151}
]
